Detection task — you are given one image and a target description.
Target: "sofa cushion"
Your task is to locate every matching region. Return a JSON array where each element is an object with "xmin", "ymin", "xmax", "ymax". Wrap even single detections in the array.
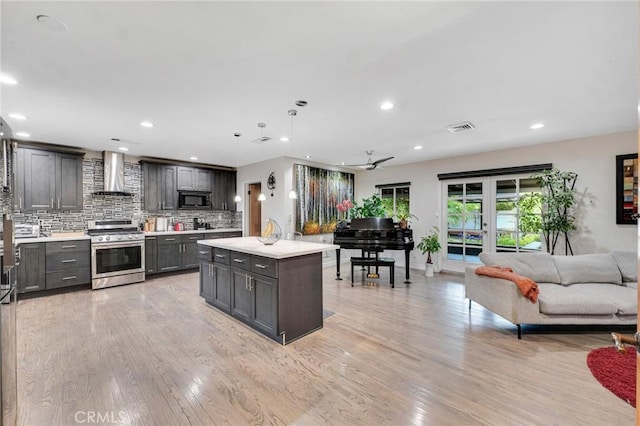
[
  {"xmin": 478, "ymin": 252, "xmax": 561, "ymax": 284},
  {"xmin": 538, "ymin": 283, "xmax": 636, "ymax": 315},
  {"xmin": 610, "ymin": 251, "xmax": 637, "ymax": 283},
  {"xmin": 553, "ymin": 254, "xmax": 622, "ymax": 286}
]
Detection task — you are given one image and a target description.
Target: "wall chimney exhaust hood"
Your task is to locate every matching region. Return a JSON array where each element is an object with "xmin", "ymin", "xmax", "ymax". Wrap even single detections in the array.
[{"xmin": 92, "ymin": 151, "xmax": 132, "ymax": 196}]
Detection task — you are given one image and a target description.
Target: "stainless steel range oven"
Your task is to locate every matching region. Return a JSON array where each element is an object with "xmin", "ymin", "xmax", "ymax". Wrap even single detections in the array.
[{"xmin": 89, "ymin": 220, "xmax": 145, "ymax": 289}]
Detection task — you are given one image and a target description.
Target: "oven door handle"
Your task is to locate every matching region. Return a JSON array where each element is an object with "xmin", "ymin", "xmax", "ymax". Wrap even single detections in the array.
[{"xmin": 92, "ymin": 241, "xmax": 144, "ymax": 250}]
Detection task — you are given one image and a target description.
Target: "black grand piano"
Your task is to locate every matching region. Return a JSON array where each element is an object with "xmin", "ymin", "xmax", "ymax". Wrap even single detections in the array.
[{"xmin": 333, "ymin": 217, "xmax": 414, "ymax": 283}]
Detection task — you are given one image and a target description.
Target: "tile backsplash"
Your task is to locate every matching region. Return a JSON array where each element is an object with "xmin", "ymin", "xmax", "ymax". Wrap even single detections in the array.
[{"xmin": 14, "ymin": 158, "xmax": 242, "ymax": 234}]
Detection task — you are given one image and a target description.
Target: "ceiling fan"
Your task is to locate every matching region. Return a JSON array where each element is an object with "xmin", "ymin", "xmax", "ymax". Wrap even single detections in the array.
[{"xmin": 345, "ymin": 150, "xmax": 394, "ymax": 170}]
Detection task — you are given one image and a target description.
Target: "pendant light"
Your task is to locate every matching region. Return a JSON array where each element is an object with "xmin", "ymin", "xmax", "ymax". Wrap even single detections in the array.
[{"xmin": 288, "ymin": 109, "xmax": 299, "ymax": 200}]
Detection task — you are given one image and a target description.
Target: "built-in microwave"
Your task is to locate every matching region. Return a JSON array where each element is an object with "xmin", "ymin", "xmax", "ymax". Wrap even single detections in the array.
[{"xmin": 178, "ymin": 191, "xmax": 211, "ymax": 209}]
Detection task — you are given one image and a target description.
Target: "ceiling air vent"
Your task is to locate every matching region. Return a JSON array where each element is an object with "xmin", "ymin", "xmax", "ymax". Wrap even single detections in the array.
[{"xmin": 446, "ymin": 121, "xmax": 475, "ymax": 133}]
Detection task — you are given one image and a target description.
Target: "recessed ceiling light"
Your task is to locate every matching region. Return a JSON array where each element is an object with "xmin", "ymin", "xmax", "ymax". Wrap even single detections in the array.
[
  {"xmin": 414, "ymin": 145, "xmax": 423, "ymax": 150},
  {"xmin": 140, "ymin": 121, "xmax": 154, "ymax": 128},
  {"xmin": 305, "ymin": 155, "xmax": 311, "ymax": 159},
  {"xmin": 380, "ymin": 101, "xmax": 394, "ymax": 110},
  {"xmin": 280, "ymin": 136, "xmax": 289, "ymax": 142},
  {"xmin": 530, "ymin": 123, "xmax": 545, "ymax": 130},
  {"xmin": 15, "ymin": 132, "xmax": 30, "ymax": 138},
  {"xmin": 9, "ymin": 113, "xmax": 26, "ymax": 120},
  {"xmin": 341, "ymin": 162, "xmax": 345, "ymax": 165},
  {"xmin": 190, "ymin": 156, "xmax": 198, "ymax": 161},
  {"xmin": 0, "ymin": 74, "xmax": 17, "ymax": 85},
  {"xmin": 118, "ymin": 147, "xmax": 128, "ymax": 152}
]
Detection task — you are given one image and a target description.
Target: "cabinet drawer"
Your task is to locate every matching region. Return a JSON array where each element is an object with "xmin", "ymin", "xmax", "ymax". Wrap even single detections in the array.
[
  {"xmin": 251, "ymin": 256, "xmax": 277, "ymax": 278},
  {"xmin": 198, "ymin": 245, "xmax": 212, "ymax": 261},
  {"xmin": 46, "ymin": 267, "xmax": 90, "ymax": 289},
  {"xmin": 46, "ymin": 252, "xmax": 90, "ymax": 271},
  {"xmin": 46, "ymin": 240, "xmax": 90, "ymax": 254},
  {"xmin": 229, "ymin": 251, "xmax": 250, "ymax": 270},
  {"xmin": 213, "ymin": 248, "xmax": 230, "ymax": 264},
  {"xmin": 158, "ymin": 235, "xmax": 181, "ymax": 244},
  {"xmin": 183, "ymin": 233, "xmax": 203, "ymax": 242}
]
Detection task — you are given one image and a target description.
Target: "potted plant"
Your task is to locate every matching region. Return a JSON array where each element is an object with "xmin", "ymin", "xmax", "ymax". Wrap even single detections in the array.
[
  {"xmin": 349, "ymin": 194, "xmax": 386, "ymax": 218},
  {"xmin": 416, "ymin": 226, "xmax": 441, "ymax": 277},
  {"xmin": 396, "ymin": 204, "xmax": 418, "ymax": 229},
  {"xmin": 519, "ymin": 168, "xmax": 578, "ymax": 255}
]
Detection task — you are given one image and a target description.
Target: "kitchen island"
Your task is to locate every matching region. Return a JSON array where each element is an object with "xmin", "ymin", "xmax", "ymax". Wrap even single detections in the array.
[{"xmin": 197, "ymin": 237, "xmax": 338, "ymax": 344}]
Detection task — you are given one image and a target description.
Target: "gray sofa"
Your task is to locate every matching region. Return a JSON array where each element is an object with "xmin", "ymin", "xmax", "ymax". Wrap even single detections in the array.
[{"xmin": 465, "ymin": 251, "xmax": 637, "ymax": 338}]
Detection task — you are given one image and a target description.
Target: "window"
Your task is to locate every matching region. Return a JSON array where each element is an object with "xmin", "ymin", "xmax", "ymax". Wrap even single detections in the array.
[{"xmin": 377, "ymin": 183, "xmax": 410, "ymax": 218}]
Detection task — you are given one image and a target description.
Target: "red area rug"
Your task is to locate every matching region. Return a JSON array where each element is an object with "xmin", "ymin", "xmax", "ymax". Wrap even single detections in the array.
[{"xmin": 587, "ymin": 347, "xmax": 636, "ymax": 407}]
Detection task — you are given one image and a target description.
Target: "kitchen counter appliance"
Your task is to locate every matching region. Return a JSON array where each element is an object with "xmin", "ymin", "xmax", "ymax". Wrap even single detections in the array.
[{"xmin": 88, "ymin": 219, "xmax": 145, "ymax": 289}]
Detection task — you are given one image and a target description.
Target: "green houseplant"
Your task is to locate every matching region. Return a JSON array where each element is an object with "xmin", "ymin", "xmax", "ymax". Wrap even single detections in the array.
[
  {"xmin": 416, "ymin": 226, "xmax": 441, "ymax": 277},
  {"xmin": 396, "ymin": 203, "xmax": 418, "ymax": 229},
  {"xmin": 519, "ymin": 168, "xmax": 578, "ymax": 255},
  {"xmin": 349, "ymin": 194, "xmax": 386, "ymax": 218}
]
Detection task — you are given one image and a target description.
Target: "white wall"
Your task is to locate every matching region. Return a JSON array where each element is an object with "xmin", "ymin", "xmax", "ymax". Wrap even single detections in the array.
[{"xmin": 356, "ymin": 130, "xmax": 637, "ymax": 272}]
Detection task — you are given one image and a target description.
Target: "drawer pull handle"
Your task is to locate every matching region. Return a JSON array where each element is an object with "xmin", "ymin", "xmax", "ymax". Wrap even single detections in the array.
[
  {"xmin": 233, "ymin": 259, "xmax": 245, "ymax": 263},
  {"xmin": 199, "ymin": 251, "xmax": 208, "ymax": 255},
  {"xmin": 164, "ymin": 238, "xmax": 176, "ymax": 241},
  {"xmin": 254, "ymin": 264, "xmax": 268, "ymax": 269},
  {"xmin": 215, "ymin": 254, "xmax": 226, "ymax": 258},
  {"xmin": 61, "ymin": 245, "xmax": 77, "ymax": 249},
  {"xmin": 61, "ymin": 259, "xmax": 77, "ymax": 263},
  {"xmin": 189, "ymin": 237, "xmax": 198, "ymax": 240},
  {"xmin": 62, "ymin": 276, "xmax": 77, "ymax": 281}
]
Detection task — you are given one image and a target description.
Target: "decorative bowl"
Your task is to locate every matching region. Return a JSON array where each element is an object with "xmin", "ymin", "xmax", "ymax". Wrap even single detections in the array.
[{"xmin": 257, "ymin": 218, "xmax": 282, "ymax": 245}]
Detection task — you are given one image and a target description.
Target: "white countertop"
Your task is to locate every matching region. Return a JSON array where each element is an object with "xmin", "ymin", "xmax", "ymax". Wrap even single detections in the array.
[
  {"xmin": 145, "ymin": 228, "xmax": 242, "ymax": 236},
  {"xmin": 15, "ymin": 235, "xmax": 91, "ymax": 244},
  {"xmin": 198, "ymin": 237, "xmax": 339, "ymax": 259}
]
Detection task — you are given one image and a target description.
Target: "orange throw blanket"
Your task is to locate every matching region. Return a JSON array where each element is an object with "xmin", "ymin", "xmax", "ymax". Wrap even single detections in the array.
[{"xmin": 475, "ymin": 265, "xmax": 539, "ymax": 303}]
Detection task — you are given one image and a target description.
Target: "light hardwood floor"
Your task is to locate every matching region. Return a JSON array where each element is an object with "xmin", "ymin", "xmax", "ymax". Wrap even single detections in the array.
[{"xmin": 14, "ymin": 267, "xmax": 635, "ymax": 425}]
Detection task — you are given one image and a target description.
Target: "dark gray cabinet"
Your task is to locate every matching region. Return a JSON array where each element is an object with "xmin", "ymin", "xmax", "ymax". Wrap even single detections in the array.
[
  {"xmin": 17, "ymin": 243, "xmax": 46, "ymax": 293},
  {"xmin": 177, "ymin": 167, "xmax": 211, "ymax": 192},
  {"xmin": 212, "ymin": 170, "xmax": 237, "ymax": 211},
  {"xmin": 145, "ymin": 237, "xmax": 158, "ymax": 275},
  {"xmin": 229, "ymin": 251, "xmax": 277, "ymax": 338},
  {"xmin": 18, "ymin": 239, "xmax": 90, "ymax": 293},
  {"xmin": 45, "ymin": 240, "xmax": 91, "ymax": 289},
  {"xmin": 200, "ymin": 248, "xmax": 324, "ymax": 344},
  {"xmin": 143, "ymin": 163, "xmax": 177, "ymax": 211},
  {"xmin": 16, "ymin": 148, "xmax": 83, "ymax": 211},
  {"xmin": 200, "ymin": 261, "xmax": 214, "ymax": 302},
  {"xmin": 157, "ymin": 233, "xmax": 203, "ymax": 272}
]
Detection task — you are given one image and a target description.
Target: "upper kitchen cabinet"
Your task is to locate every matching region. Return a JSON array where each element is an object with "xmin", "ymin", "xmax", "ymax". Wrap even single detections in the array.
[
  {"xmin": 143, "ymin": 163, "xmax": 177, "ymax": 211},
  {"xmin": 15, "ymin": 147, "xmax": 83, "ymax": 211},
  {"xmin": 212, "ymin": 170, "xmax": 237, "ymax": 211},
  {"xmin": 176, "ymin": 167, "xmax": 212, "ymax": 192}
]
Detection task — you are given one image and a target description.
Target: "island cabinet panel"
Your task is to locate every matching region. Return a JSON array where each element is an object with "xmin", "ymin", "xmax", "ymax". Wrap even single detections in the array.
[
  {"xmin": 200, "ymin": 261, "xmax": 214, "ymax": 302},
  {"xmin": 212, "ymin": 262, "xmax": 231, "ymax": 311},
  {"xmin": 276, "ymin": 253, "xmax": 323, "ymax": 343},
  {"xmin": 199, "ymin": 243, "xmax": 327, "ymax": 344},
  {"xmin": 230, "ymin": 268, "xmax": 252, "ymax": 323},
  {"xmin": 252, "ymin": 273, "xmax": 277, "ymax": 336}
]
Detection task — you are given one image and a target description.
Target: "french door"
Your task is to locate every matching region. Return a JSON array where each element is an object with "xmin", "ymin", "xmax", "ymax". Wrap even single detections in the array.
[{"xmin": 441, "ymin": 174, "xmax": 542, "ymax": 271}]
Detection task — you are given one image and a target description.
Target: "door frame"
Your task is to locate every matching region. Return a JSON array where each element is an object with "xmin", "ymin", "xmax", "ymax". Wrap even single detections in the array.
[{"xmin": 247, "ymin": 182, "xmax": 262, "ymax": 237}]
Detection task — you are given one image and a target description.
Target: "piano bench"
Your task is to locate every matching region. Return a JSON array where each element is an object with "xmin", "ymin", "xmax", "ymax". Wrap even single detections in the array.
[{"xmin": 350, "ymin": 257, "xmax": 395, "ymax": 288}]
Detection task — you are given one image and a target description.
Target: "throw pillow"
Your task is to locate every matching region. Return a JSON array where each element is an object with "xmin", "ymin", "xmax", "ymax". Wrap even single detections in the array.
[
  {"xmin": 478, "ymin": 252, "xmax": 561, "ymax": 284},
  {"xmin": 553, "ymin": 253, "xmax": 623, "ymax": 286},
  {"xmin": 610, "ymin": 251, "xmax": 637, "ymax": 283}
]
